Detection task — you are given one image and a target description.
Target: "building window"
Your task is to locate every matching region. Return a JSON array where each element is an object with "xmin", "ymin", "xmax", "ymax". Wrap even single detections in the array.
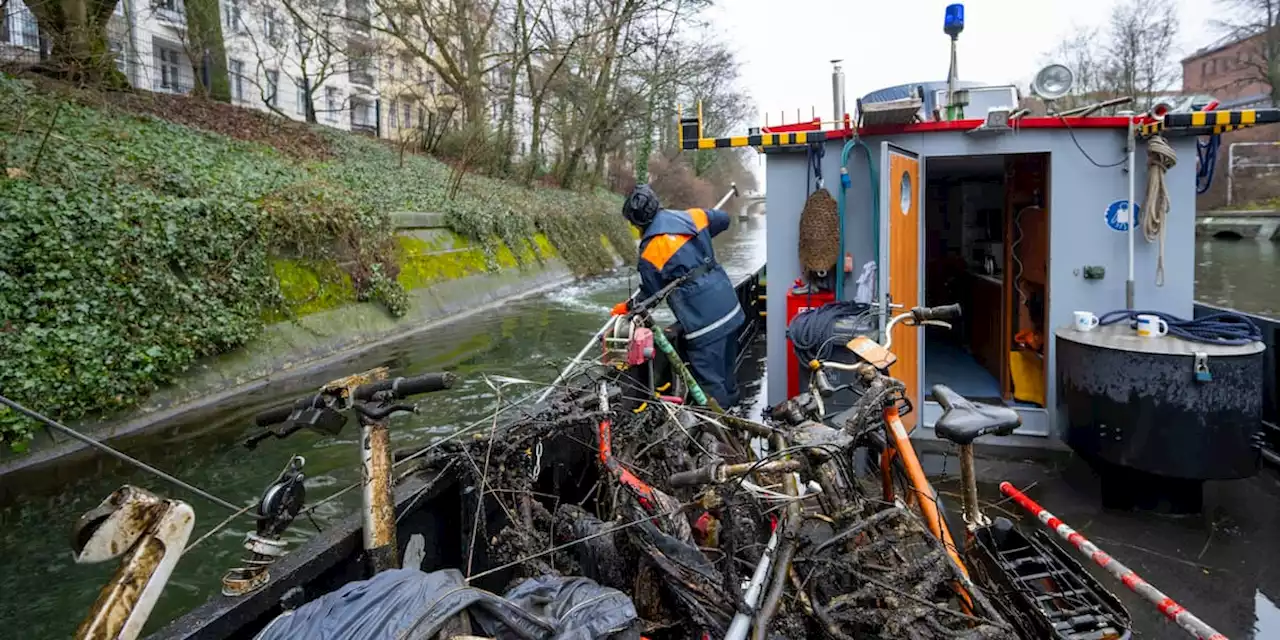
[
  {"xmin": 296, "ymin": 79, "xmax": 308, "ymax": 115},
  {"xmin": 325, "ymin": 87, "xmax": 339, "ymax": 123},
  {"xmin": 389, "ymin": 99, "xmax": 398, "ymax": 128},
  {"xmin": 263, "ymin": 9, "xmax": 280, "ymax": 44},
  {"xmin": 3, "ymin": 1, "xmax": 41, "ymax": 49},
  {"xmin": 158, "ymin": 0, "xmax": 183, "ymax": 16},
  {"xmin": 157, "ymin": 46, "xmax": 182, "ymax": 91},
  {"xmin": 403, "ymin": 101, "xmax": 411, "ymax": 128},
  {"xmin": 229, "ymin": 58, "xmax": 244, "ymax": 102},
  {"xmin": 265, "ymin": 69, "xmax": 279, "ymax": 106},
  {"xmin": 109, "ymin": 41, "xmax": 127, "ymax": 74},
  {"xmin": 223, "ymin": 0, "xmax": 242, "ymax": 32},
  {"xmin": 388, "ymin": 59, "xmax": 395, "ymax": 76}
]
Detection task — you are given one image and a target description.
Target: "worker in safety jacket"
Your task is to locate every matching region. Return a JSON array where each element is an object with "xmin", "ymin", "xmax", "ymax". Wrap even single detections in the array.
[{"xmin": 611, "ymin": 184, "xmax": 745, "ymax": 407}]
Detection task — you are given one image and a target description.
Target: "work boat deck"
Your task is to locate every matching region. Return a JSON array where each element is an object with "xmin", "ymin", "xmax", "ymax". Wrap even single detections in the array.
[
  {"xmin": 672, "ymin": 54, "xmax": 1280, "ymax": 637},
  {"xmin": 923, "ymin": 447, "xmax": 1280, "ymax": 639}
]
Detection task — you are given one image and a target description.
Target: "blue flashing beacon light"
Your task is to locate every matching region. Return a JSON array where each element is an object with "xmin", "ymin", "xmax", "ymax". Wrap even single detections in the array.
[{"xmin": 944, "ymin": 3, "xmax": 964, "ymax": 38}]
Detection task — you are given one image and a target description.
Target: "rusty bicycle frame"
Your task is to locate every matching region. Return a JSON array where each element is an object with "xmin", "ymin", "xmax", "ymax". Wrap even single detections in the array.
[{"xmin": 805, "ymin": 304, "xmax": 978, "ymax": 601}]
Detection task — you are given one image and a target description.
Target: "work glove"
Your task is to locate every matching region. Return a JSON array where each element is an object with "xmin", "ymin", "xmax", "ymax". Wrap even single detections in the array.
[{"xmin": 611, "ymin": 301, "xmax": 631, "ymax": 316}]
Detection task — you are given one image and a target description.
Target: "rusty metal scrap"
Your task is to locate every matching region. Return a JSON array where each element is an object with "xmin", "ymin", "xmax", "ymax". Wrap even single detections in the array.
[{"xmin": 414, "ymin": 380, "xmax": 1014, "ymax": 640}]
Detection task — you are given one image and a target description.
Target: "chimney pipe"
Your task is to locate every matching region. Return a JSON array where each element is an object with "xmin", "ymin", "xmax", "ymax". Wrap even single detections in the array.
[{"xmin": 831, "ymin": 60, "xmax": 846, "ymax": 127}]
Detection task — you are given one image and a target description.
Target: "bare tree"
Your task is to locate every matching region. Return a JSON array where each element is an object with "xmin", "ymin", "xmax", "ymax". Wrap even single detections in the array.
[
  {"xmin": 364, "ymin": 0, "xmax": 505, "ymax": 126},
  {"xmin": 238, "ymin": 0, "xmax": 361, "ymax": 122},
  {"xmin": 1038, "ymin": 0, "xmax": 1179, "ymax": 112},
  {"xmin": 1105, "ymin": 0, "xmax": 1179, "ymax": 110},
  {"xmin": 1214, "ymin": 0, "xmax": 1280, "ymax": 105}
]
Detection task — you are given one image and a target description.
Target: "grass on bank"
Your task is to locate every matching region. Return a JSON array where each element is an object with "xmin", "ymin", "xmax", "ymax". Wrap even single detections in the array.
[{"xmin": 0, "ymin": 72, "xmax": 634, "ymax": 447}]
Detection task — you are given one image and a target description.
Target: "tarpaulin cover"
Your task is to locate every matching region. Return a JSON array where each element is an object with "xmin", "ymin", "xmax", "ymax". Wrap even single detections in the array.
[{"xmin": 254, "ymin": 567, "xmax": 639, "ymax": 640}]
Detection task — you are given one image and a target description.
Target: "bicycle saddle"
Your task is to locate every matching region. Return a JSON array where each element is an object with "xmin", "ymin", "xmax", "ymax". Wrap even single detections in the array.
[{"xmin": 932, "ymin": 384, "xmax": 1021, "ymax": 445}]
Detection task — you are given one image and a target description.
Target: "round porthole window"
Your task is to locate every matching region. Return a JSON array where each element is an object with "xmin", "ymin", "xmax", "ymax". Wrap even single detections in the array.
[{"xmin": 899, "ymin": 171, "xmax": 912, "ymax": 215}]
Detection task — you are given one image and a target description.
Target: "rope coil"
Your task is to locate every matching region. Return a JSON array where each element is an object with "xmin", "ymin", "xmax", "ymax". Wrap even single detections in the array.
[{"xmin": 1143, "ymin": 135, "xmax": 1177, "ymax": 287}]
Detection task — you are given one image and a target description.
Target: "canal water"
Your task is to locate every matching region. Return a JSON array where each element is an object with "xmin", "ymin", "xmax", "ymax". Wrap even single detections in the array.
[
  {"xmin": 0, "ymin": 218, "xmax": 1275, "ymax": 639},
  {"xmin": 0, "ymin": 215, "xmax": 768, "ymax": 639},
  {"xmin": 1196, "ymin": 237, "xmax": 1280, "ymax": 317}
]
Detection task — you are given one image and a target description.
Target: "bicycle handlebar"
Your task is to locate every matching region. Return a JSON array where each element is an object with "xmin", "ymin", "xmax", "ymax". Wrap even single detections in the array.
[
  {"xmin": 253, "ymin": 372, "xmax": 458, "ymax": 427},
  {"xmin": 353, "ymin": 372, "xmax": 457, "ymax": 401},
  {"xmin": 911, "ymin": 304, "xmax": 962, "ymax": 323},
  {"xmin": 254, "ymin": 397, "xmax": 313, "ymax": 427}
]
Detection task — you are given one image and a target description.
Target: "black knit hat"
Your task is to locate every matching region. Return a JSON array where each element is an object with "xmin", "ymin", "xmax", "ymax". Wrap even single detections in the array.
[{"xmin": 622, "ymin": 184, "xmax": 661, "ymax": 227}]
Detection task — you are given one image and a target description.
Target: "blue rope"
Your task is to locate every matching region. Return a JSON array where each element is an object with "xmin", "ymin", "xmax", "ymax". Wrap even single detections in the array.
[
  {"xmin": 1196, "ymin": 134, "xmax": 1220, "ymax": 195},
  {"xmin": 1097, "ymin": 309, "xmax": 1262, "ymax": 345}
]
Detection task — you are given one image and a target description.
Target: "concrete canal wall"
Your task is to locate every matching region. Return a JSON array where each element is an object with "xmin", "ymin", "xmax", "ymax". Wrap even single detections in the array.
[
  {"xmin": 1197, "ymin": 210, "xmax": 1280, "ymax": 240},
  {"xmin": 0, "ymin": 214, "xmax": 627, "ymax": 480}
]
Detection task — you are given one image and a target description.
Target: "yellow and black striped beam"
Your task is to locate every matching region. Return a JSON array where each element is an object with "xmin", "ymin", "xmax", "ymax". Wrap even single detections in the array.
[
  {"xmin": 682, "ymin": 129, "xmax": 837, "ymax": 150},
  {"xmin": 1139, "ymin": 109, "xmax": 1280, "ymax": 138}
]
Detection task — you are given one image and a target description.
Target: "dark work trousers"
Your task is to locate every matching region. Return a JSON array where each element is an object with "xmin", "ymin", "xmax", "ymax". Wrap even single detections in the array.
[{"xmin": 685, "ymin": 332, "xmax": 739, "ymax": 408}]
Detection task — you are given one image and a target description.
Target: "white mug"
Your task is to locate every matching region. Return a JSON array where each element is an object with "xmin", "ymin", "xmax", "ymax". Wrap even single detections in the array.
[
  {"xmin": 1136, "ymin": 314, "xmax": 1169, "ymax": 338},
  {"xmin": 1073, "ymin": 311, "xmax": 1100, "ymax": 332}
]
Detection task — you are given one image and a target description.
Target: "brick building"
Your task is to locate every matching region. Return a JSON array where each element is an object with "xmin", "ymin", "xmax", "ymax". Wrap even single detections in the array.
[{"xmin": 1182, "ymin": 33, "xmax": 1280, "ymax": 209}]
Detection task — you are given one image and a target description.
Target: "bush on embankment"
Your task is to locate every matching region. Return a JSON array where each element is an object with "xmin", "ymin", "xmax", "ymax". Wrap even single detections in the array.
[{"xmin": 0, "ymin": 73, "xmax": 633, "ymax": 449}]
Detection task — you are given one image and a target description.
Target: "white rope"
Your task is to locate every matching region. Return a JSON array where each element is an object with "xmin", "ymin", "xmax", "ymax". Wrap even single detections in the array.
[{"xmin": 1143, "ymin": 135, "xmax": 1177, "ymax": 287}]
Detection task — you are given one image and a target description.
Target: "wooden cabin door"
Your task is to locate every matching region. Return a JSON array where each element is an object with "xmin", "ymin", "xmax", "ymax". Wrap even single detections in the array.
[{"xmin": 879, "ymin": 143, "xmax": 922, "ymax": 427}]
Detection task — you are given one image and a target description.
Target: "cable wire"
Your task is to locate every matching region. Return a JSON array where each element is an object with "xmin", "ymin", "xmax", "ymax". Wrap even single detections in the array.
[{"xmin": 1058, "ymin": 115, "xmax": 1128, "ymax": 168}]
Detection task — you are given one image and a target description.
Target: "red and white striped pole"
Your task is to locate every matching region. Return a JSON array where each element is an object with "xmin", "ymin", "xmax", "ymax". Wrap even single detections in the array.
[{"xmin": 998, "ymin": 482, "xmax": 1228, "ymax": 640}]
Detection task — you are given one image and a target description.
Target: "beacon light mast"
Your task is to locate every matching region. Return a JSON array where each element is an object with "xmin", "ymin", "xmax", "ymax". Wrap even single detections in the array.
[{"xmin": 943, "ymin": 3, "xmax": 965, "ymax": 121}]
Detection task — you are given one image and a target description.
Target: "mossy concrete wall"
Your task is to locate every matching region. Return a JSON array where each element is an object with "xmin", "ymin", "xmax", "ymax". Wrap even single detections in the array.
[{"xmin": 0, "ymin": 214, "xmax": 610, "ymax": 478}]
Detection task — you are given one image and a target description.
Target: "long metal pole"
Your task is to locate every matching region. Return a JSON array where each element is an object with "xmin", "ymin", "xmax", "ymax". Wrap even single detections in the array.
[
  {"xmin": 714, "ymin": 183, "xmax": 738, "ymax": 210},
  {"xmin": 1227, "ymin": 143, "xmax": 1236, "ymax": 207},
  {"xmin": 0, "ymin": 394, "xmax": 254, "ymax": 517},
  {"xmin": 1126, "ymin": 114, "xmax": 1136, "ymax": 310},
  {"xmin": 536, "ymin": 317, "xmax": 615, "ymax": 404},
  {"xmin": 1000, "ymin": 482, "xmax": 1228, "ymax": 640}
]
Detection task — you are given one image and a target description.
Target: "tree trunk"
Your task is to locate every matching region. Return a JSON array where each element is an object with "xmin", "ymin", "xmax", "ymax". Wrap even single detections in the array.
[
  {"xmin": 524, "ymin": 97, "xmax": 544, "ymax": 184},
  {"xmin": 184, "ymin": 0, "xmax": 230, "ymax": 101},
  {"xmin": 29, "ymin": 0, "xmax": 129, "ymax": 87}
]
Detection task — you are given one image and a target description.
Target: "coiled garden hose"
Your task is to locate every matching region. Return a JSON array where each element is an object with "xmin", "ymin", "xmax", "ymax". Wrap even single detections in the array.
[{"xmin": 1098, "ymin": 309, "xmax": 1262, "ymax": 345}]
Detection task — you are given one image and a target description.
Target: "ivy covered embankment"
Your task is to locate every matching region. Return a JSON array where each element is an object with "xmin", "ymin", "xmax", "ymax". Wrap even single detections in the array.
[{"xmin": 0, "ymin": 74, "xmax": 634, "ymax": 449}]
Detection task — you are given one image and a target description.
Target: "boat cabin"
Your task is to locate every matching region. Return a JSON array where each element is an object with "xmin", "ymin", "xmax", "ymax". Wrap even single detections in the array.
[{"xmin": 679, "ymin": 79, "xmax": 1280, "ymax": 451}]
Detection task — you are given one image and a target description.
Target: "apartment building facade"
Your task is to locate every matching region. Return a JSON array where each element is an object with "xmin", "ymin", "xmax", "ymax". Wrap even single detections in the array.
[
  {"xmin": 1182, "ymin": 32, "xmax": 1274, "ymax": 108},
  {"xmin": 0, "ymin": 0, "xmax": 524, "ymax": 146}
]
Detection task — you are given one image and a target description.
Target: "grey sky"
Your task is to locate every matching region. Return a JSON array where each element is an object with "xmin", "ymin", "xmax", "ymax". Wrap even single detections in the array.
[{"xmin": 704, "ymin": 0, "xmax": 1216, "ymax": 131}]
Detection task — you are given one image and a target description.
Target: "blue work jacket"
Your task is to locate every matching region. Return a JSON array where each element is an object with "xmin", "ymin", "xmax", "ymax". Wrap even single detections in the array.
[{"xmin": 636, "ymin": 207, "xmax": 744, "ymax": 346}]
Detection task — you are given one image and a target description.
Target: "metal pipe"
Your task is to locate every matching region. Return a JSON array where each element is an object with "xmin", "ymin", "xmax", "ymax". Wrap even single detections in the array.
[
  {"xmin": 831, "ymin": 60, "xmax": 846, "ymax": 126},
  {"xmin": 1227, "ymin": 142, "xmax": 1237, "ymax": 207},
  {"xmin": 1000, "ymin": 482, "xmax": 1228, "ymax": 640},
  {"xmin": 0, "ymin": 393, "xmax": 256, "ymax": 518},
  {"xmin": 753, "ymin": 433, "xmax": 803, "ymax": 640},
  {"xmin": 958, "ymin": 444, "xmax": 984, "ymax": 527},
  {"xmin": 724, "ymin": 523, "xmax": 781, "ymax": 640},
  {"xmin": 1125, "ymin": 112, "xmax": 1136, "ymax": 310},
  {"xmin": 361, "ymin": 416, "xmax": 399, "ymax": 574}
]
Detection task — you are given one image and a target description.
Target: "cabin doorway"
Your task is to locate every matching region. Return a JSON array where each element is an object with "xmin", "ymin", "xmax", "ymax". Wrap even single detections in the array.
[{"xmin": 921, "ymin": 153, "xmax": 1049, "ymax": 412}]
